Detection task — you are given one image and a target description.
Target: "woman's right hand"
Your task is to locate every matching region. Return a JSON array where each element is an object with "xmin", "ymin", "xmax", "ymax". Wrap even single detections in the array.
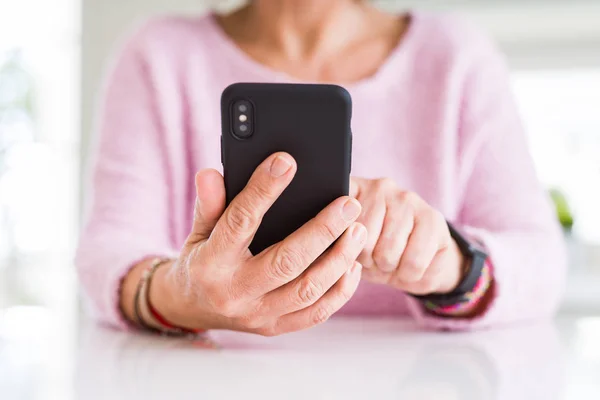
[{"xmin": 150, "ymin": 152, "xmax": 367, "ymax": 336}]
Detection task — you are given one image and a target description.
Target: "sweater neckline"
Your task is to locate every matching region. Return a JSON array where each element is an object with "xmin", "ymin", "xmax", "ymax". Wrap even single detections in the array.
[{"xmin": 203, "ymin": 10, "xmax": 421, "ymax": 93}]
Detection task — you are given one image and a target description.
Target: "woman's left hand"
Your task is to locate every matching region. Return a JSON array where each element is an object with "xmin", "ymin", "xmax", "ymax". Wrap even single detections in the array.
[{"xmin": 350, "ymin": 177, "xmax": 464, "ymax": 296}]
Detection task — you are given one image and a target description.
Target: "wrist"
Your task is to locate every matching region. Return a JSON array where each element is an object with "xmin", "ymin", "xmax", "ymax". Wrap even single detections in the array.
[
  {"xmin": 436, "ymin": 239, "xmax": 466, "ymax": 294},
  {"xmin": 424, "ymin": 261, "xmax": 494, "ymax": 317},
  {"xmin": 148, "ymin": 259, "xmax": 201, "ymax": 331},
  {"xmin": 413, "ymin": 224, "xmax": 491, "ymax": 312},
  {"xmin": 120, "ymin": 261, "xmax": 149, "ymax": 325}
]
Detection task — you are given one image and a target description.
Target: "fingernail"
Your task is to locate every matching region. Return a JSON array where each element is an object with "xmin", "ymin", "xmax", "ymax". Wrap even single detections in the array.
[
  {"xmin": 351, "ymin": 224, "xmax": 367, "ymax": 243},
  {"xmin": 342, "ymin": 198, "xmax": 361, "ymax": 221},
  {"xmin": 270, "ymin": 155, "xmax": 292, "ymax": 177}
]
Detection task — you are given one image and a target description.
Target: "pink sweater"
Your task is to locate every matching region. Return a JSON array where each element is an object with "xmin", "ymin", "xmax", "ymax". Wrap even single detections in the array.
[{"xmin": 75, "ymin": 12, "xmax": 567, "ymax": 331}]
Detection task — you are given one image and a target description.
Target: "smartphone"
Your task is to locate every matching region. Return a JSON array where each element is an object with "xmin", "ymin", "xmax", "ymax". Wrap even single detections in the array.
[{"xmin": 221, "ymin": 83, "xmax": 353, "ymax": 254}]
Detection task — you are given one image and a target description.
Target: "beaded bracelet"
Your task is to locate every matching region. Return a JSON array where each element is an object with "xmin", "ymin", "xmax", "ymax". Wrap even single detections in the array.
[{"xmin": 134, "ymin": 258, "xmax": 204, "ymax": 337}]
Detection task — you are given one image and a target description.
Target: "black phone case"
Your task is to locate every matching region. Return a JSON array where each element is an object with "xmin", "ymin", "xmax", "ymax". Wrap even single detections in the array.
[{"xmin": 221, "ymin": 83, "xmax": 352, "ymax": 254}]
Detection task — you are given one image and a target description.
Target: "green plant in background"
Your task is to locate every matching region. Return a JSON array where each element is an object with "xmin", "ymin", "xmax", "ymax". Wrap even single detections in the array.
[
  {"xmin": 0, "ymin": 49, "xmax": 36, "ymax": 175},
  {"xmin": 0, "ymin": 50, "xmax": 34, "ymax": 113},
  {"xmin": 550, "ymin": 188, "xmax": 574, "ymax": 231}
]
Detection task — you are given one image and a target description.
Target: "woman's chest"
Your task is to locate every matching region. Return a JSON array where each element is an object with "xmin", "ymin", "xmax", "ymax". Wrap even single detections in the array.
[{"xmin": 186, "ymin": 84, "xmax": 457, "ymax": 211}]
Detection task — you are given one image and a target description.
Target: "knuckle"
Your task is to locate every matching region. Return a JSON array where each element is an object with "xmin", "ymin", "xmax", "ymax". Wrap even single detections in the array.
[
  {"xmin": 214, "ymin": 298, "xmax": 240, "ymax": 319},
  {"xmin": 238, "ymin": 315, "xmax": 264, "ymax": 331},
  {"xmin": 377, "ymin": 178, "xmax": 396, "ymax": 190},
  {"xmin": 425, "ymin": 208, "xmax": 443, "ymax": 226},
  {"xmin": 316, "ymin": 219, "xmax": 340, "ymax": 243},
  {"xmin": 297, "ymin": 277, "xmax": 323, "ymax": 305},
  {"xmin": 249, "ymin": 178, "xmax": 273, "ymax": 201},
  {"xmin": 432, "ymin": 209, "xmax": 446, "ymax": 225},
  {"xmin": 403, "ymin": 256, "xmax": 422, "ymax": 272},
  {"xmin": 225, "ymin": 202, "xmax": 256, "ymax": 235},
  {"xmin": 312, "ymin": 306, "xmax": 332, "ymax": 325},
  {"xmin": 399, "ymin": 191, "xmax": 419, "ymax": 205},
  {"xmin": 256, "ymin": 325, "xmax": 279, "ymax": 337},
  {"xmin": 334, "ymin": 247, "xmax": 355, "ymax": 269},
  {"xmin": 186, "ymin": 231, "xmax": 205, "ymax": 245},
  {"xmin": 373, "ymin": 248, "xmax": 394, "ymax": 270},
  {"xmin": 270, "ymin": 248, "xmax": 303, "ymax": 281}
]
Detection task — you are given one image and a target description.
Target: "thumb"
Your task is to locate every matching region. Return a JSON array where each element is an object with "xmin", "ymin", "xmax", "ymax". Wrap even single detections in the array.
[{"xmin": 188, "ymin": 169, "xmax": 226, "ymax": 244}]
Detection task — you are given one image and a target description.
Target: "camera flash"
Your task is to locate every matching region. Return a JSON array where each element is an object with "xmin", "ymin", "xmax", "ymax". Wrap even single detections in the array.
[{"xmin": 239, "ymin": 114, "xmax": 248, "ymax": 122}]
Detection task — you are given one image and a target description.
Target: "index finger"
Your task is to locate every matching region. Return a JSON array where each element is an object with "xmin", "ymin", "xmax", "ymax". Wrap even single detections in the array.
[
  {"xmin": 208, "ymin": 152, "xmax": 296, "ymax": 257},
  {"xmin": 240, "ymin": 196, "xmax": 362, "ymax": 294}
]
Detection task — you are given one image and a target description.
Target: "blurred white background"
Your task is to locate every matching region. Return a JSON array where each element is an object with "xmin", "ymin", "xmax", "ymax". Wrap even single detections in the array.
[
  {"xmin": 0, "ymin": 0, "xmax": 79, "ymax": 315},
  {"xmin": 1, "ymin": 0, "xmax": 599, "ymax": 339},
  {"xmin": 0, "ymin": 1, "xmax": 599, "ymax": 399}
]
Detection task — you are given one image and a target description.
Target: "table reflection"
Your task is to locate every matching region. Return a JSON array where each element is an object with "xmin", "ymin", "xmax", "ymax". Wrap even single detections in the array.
[{"xmin": 76, "ymin": 318, "xmax": 563, "ymax": 400}]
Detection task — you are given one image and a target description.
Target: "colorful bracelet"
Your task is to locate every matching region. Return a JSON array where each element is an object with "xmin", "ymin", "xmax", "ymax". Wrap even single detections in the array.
[
  {"xmin": 134, "ymin": 258, "xmax": 205, "ymax": 337},
  {"xmin": 423, "ymin": 261, "xmax": 493, "ymax": 316}
]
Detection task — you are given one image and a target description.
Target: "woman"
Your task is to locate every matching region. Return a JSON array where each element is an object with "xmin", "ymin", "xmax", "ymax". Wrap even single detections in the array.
[{"xmin": 76, "ymin": 0, "xmax": 567, "ymax": 335}]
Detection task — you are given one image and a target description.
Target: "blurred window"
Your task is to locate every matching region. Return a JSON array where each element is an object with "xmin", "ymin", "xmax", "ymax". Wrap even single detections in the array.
[
  {"xmin": 513, "ymin": 70, "xmax": 600, "ymax": 244},
  {"xmin": 0, "ymin": 0, "xmax": 79, "ymax": 309}
]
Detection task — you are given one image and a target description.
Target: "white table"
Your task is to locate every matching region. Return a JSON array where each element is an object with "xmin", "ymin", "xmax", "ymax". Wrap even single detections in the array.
[{"xmin": 2, "ymin": 312, "xmax": 600, "ymax": 400}]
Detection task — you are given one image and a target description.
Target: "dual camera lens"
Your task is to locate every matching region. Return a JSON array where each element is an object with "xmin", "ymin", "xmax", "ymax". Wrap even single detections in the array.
[{"xmin": 232, "ymin": 100, "xmax": 253, "ymax": 138}]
